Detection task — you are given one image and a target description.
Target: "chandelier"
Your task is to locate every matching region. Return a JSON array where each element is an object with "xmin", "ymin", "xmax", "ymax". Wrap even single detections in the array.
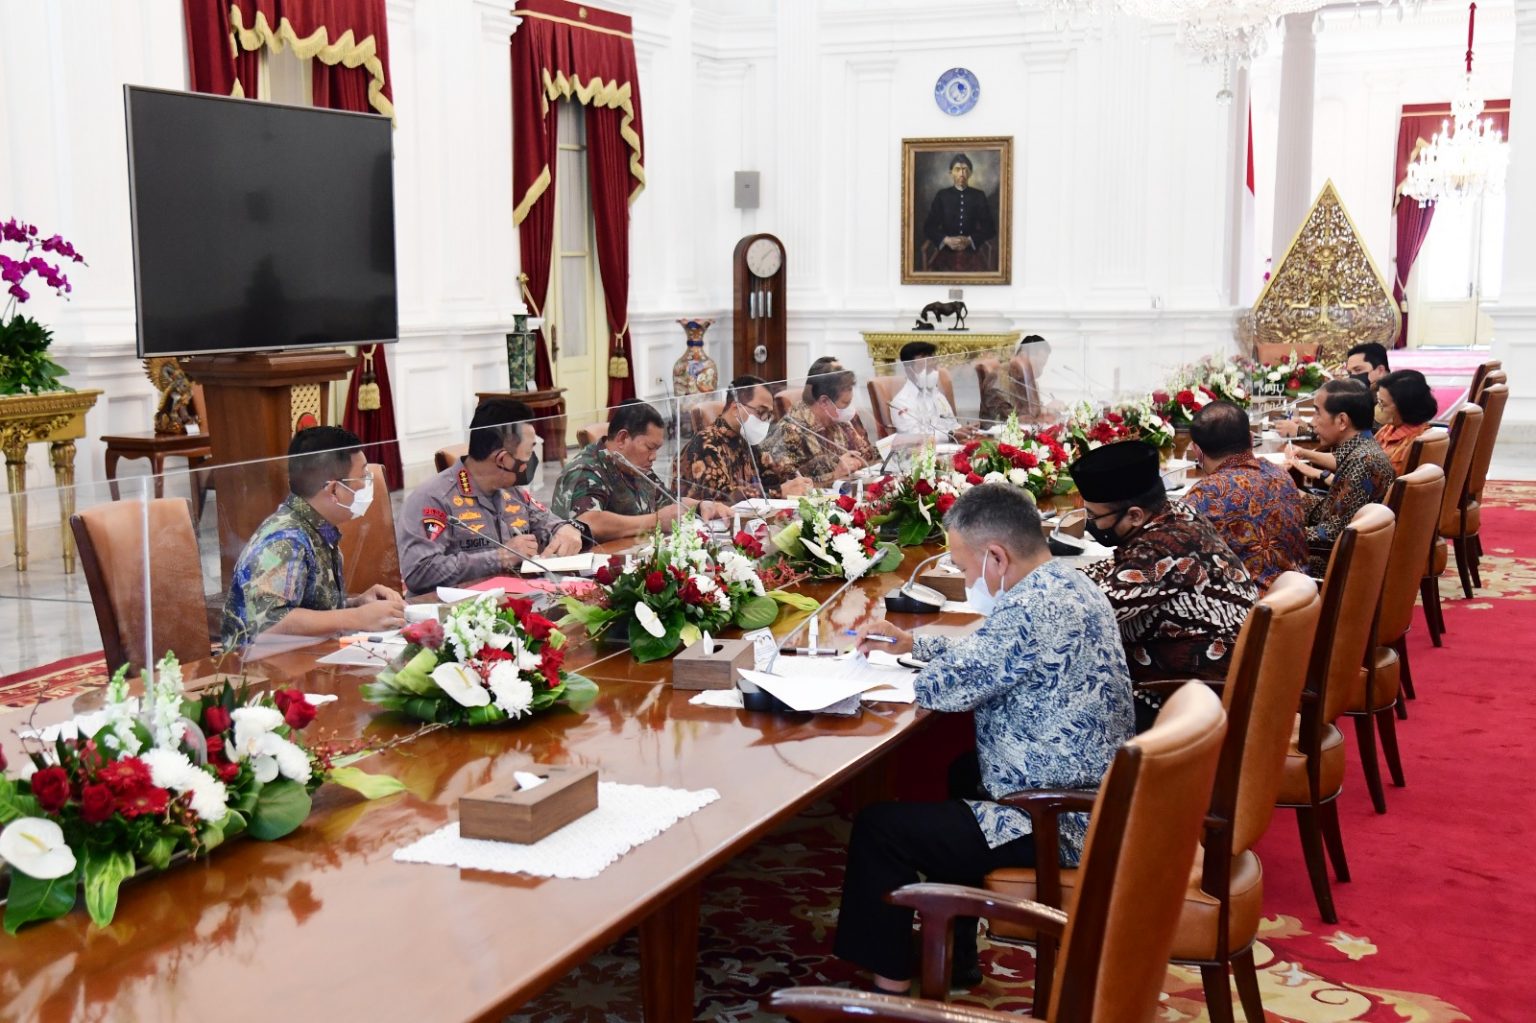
[{"xmin": 1401, "ymin": 3, "xmax": 1509, "ymax": 206}]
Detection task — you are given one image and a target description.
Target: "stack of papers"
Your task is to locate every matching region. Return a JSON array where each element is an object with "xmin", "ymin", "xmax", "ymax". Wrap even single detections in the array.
[
  {"xmin": 519, "ymin": 552, "xmax": 600, "ymax": 575},
  {"xmin": 738, "ymin": 652, "xmax": 918, "ymax": 712}
]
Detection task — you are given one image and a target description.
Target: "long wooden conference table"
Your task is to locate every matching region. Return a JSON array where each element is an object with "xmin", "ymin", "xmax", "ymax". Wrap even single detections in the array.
[{"xmin": 1, "ymin": 543, "xmax": 983, "ymax": 1023}]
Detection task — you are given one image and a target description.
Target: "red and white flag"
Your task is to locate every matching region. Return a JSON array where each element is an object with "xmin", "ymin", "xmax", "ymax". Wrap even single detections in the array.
[{"xmin": 1239, "ymin": 104, "xmax": 1261, "ymax": 305}]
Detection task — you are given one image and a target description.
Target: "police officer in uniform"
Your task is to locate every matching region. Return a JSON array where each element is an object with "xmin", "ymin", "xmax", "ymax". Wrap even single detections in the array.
[{"xmin": 398, "ymin": 399, "xmax": 591, "ymax": 594}]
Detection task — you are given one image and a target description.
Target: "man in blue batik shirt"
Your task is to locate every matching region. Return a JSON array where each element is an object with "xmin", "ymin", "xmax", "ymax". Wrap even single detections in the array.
[{"xmin": 837, "ymin": 484, "xmax": 1134, "ymax": 993}]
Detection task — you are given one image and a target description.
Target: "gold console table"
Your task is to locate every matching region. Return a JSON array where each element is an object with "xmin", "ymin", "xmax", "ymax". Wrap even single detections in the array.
[
  {"xmin": 0, "ymin": 389, "xmax": 103, "ymax": 572},
  {"xmin": 861, "ymin": 330, "xmax": 1022, "ymax": 373}
]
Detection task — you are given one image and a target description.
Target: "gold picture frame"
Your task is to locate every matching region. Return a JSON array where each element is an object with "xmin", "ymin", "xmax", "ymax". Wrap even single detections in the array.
[{"xmin": 901, "ymin": 136, "xmax": 1013, "ymax": 286}]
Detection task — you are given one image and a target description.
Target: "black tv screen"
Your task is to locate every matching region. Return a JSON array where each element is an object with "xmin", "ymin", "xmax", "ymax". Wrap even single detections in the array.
[{"xmin": 125, "ymin": 86, "xmax": 397, "ymax": 357}]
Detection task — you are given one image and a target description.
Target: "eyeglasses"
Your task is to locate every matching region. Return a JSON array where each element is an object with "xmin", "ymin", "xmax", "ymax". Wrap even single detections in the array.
[{"xmin": 743, "ymin": 404, "xmax": 774, "ymax": 421}]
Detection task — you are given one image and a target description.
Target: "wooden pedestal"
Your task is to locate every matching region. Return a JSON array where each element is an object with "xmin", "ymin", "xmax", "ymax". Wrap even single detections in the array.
[
  {"xmin": 183, "ymin": 351, "xmax": 357, "ymax": 586},
  {"xmin": 672, "ymin": 638, "xmax": 754, "ymax": 691},
  {"xmin": 474, "ymin": 388, "xmax": 568, "ymax": 462}
]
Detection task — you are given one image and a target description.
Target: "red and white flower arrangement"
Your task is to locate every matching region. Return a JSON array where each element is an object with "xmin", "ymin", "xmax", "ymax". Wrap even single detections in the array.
[{"xmin": 769, "ymin": 495, "xmax": 903, "ymax": 581}]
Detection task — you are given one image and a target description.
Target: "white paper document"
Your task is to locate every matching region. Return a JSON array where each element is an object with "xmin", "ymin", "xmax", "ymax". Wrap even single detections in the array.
[
  {"xmin": 436, "ymin": 585, "xmax": 504, "ymax": 604},
  {"xmin": 1258, "ymin": 451, "xmax": 1288, "ymax": 464},
  {"xmin": 316, "ymin": 639, "xmax": 404, "ymax": 667},
  {"xmin": 731, "ymin": 498, "xmax": 802, "ymax": 514},
  {"xmin": 739, "ymin": 652, "xmax": 916, "ymax": 712},
  {"xmin": 520, "ymin": 552, "xmax": 600, "ymax": 575}
]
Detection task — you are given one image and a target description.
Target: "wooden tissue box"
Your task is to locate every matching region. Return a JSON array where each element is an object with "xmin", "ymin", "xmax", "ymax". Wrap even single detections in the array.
[
  {"xmin": 917, "ymin": 570, "xmax": 968, "ymax": 602},
  {"xmin": 459, "ymin": 764, "xmax": 598, "ymax": 844},
  {"xmin": 671, "ymin": 638, "xmax": 754, "ymax": 691}
]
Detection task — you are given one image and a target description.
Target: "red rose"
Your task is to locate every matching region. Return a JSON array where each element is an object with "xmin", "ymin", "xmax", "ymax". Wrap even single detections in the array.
[
  {"xmin": 865, "ymin": 478, "xmax": 887, "ymax": 498},
  {"xmin": 953, "ymin": 454, "xmax": 973, "ymax": 475},
  {"xmin": 79, "ymin": 783, "xmax": 116, "ymax": 824},
  {"xmin": 1301, "ymin": 354, "xmax": 1315, "ymax": 364},
  {"xmin": 965, "ymin": 472, "xmax": 984, "ymax": 486},
  {"xmin": 645, "ymin": 570, "xmax": 667, "ymax": 594},
  {"xmin": 277, "ymin": 690, "xmax": 317, "ymax": 731},
  {"xmin": 1152, "ymin": 390, "xmax": 1170, "ymax": 406},
  {"xmin": 1287, "ymin": 376, "xmax": 1301, "ymax": 390},
  {"xmin": 502, "ymin": 596, "xmax": 535, "ymax": 619},
  {"xmin": 679, "ymin": 579, "xmax": 704, "ymax": 605},
  {"xmin": 734, "ymin": 531, "xmax": 764, "ymax": 558},
  {"xmin": 594, "ymin": 565, "xmax": 615, "ymax": 586},
  {"xmin": 98, "ymin": 757, "xmax": 152, "ymax": 795},
  {"xmin": 205, "ymin": 734, "xmax": 225, "ymax": 757},
  {"xmin": 914, "ymin": 479, "xmax": 935, "ymax": 497},
  {"xmin": 1175, "ymin": 389, "xmax": 1195, "ymax": 407},
  {"xmin": 1018, "ymin": 451, "xmax": 1039, "ymax": 469},
  {"xmin": 215, "ymin": 761, "xmax": 240, "ymax": 783},
  {"xmin": 835, "ymin": 494, "xmax": 856, "ymax": 512},
  {"xmin": 962, "ymin": 439, "xmax": 982, "ymax": 455},
  {"xmin": 1106, "ymin": 411, "xmax": 1124, "ymax": 424},
  {"xmin": 475, "ymin": 645, "xmax": 513, "ymax": 663},
  {"xmin": 30, "ymin": 766, "xmax": 70, "ymax": 814},
  {"xmin": 608, "ymin": 554, "xmax": 625, "ymax": 570},
  {"xmin": 203, "ymin": 705, "xmax": 232, "ymax": 734},
  {"xmin": 119, "ymin": 785, "xmax": 170, "ymax": 819},
  {"xmin": 401, "ymin": 618, "xmax": 444, "ymax": 650},
  {"xmin": 539, "ymin": 645, "xmax": 565, "ymax": 688},
  {"xmin": 828, "ymin": 524, "xmax": 849, "ymax": 537},
  {"xmin": 523, "ymin": 613, "xmax": 556, "ymax": 642},
  {"xmin": 851, "ymin": 509, "xmax": 868, "ymax": 528},
  {"xmin": 935, "ymin": 493, "xmax": 956, "ymax": 516}
]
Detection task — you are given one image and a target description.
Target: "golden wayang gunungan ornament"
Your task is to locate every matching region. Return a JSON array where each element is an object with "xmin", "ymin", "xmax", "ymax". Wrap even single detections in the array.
[{"xmin": 1248, "ymin": 179, "xmax": 1400, "ymax": 364}]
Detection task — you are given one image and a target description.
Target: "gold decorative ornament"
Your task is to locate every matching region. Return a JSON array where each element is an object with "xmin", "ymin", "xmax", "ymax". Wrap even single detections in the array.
[
  {"xmin": 1250, "ymin": 180, "xmax": 1400, "ymax": 364},
  {"xmin": 356, "ymin": 347, "xmax": 382, "ymax": 411},
  {"xmin": 0, "ymin": 388, "xmax": 102, "ymax": 572},
  {"xmin": 861, "ymin": 330, "xmax": 1022, "ymax": 373},
  {"xmin": 145, "ymin": 358, "xmax": 197, "ymax": 436},
  {"xmin": 289, "ymin": 384, "xmax": 323, "ymax": 432}
]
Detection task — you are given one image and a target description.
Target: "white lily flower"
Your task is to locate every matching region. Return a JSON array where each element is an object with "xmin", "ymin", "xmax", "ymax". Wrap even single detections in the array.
[
  {"xmin": 0, "ymin": 817, "xmax": 77, "ymax": 879},
  {"xmin": 230, "ymin": 706, "xmax": 284, "ymax": 761},
  {"xmin": 242, "ymin": 731, "xmax": 312, "ymax": 785},
  {"xmin": 800, "ymin": 538, "xmax": 837, "ymax": 565},
  {"xmin": 1007, "ymin": 468, "xmax": 1027, "ymax": 486},
  {"xmin": 486, "ymin": 661, "xmax": 535, "ymax": 718},
  {"xmin": 634, "ymin": 601, "xmax": 667, "ymax": 638},
  {"xmin": 431, "ymin": 662, "xmax": 491, "ymax": 708}
]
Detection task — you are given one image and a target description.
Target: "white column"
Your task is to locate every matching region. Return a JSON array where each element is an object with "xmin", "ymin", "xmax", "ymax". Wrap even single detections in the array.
[
  {"xmin": 773, "ymin": 3, "xmax": 822, "ymax": 299},
  {"xmin": 1222, "ymin": 66, "xmax": 1253, "ymax": 305},
  {"xmin": 1491, "ymin": 0, "xmax": 1536, "ymax": 429},
  {"xmin": 1271, "ymin": 12, "xmax": 1317, "ymax": 250}
]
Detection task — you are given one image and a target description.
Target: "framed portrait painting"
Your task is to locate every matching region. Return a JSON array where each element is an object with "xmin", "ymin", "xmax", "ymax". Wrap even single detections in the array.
[{"xmin": 900, "ymin": 136, "xmax": 1012, "ymax": 285}]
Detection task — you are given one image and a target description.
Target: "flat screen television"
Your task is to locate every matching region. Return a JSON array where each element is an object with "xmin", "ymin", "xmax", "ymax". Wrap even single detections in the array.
[{"xmin": 125, "ymin": 86, "xmax": 397, "ymax": 358}]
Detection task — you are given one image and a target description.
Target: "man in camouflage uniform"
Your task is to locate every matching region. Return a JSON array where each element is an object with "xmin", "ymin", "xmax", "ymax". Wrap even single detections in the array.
[
  {"xmin": 552, "ymin": 400, "xmax": 729, "ymax": 541},
  {"xmin": 222, "ymin": 426, "xmax": 405, "ymax": 648},
  {"xmin": 398, "ymin": 399, "xmax": 591, "ymax": 595}
]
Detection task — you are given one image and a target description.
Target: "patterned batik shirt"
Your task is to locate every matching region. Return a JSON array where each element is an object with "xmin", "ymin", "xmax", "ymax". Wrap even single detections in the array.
[
  {"xmin": 550, "ymin": 442, "xmax": 676, "ymax": 520},
  {"xmin": 912, "ymin": 560, "xmax": 1134, "ymax": 861},
  {"xmin": 1183, "ymin": 452, "xmax": 1309, "ymax": 590},
  {"xmin": 1081, "ymin": 501, "xmax": 1257, "ymax": 688},
  {"xmin": 675, "ymin": 416, "xmax": 771, "ymax": 505},
  {"xmin": 759, "ymin": 402, "xmax": 880, "ymax": 486},
  {"xmin": 221, "ymin": 494, "xmax": 345, "ymax": 648},
  {"xmin": 1302, "ymin": 432, "xmax": 1397, "ymax": 575}
]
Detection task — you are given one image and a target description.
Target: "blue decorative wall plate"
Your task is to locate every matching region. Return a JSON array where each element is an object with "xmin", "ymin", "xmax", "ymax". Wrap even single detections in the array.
[{"xmin": 934, "ymin": 68, "xmax": 980, "ymax": 116}]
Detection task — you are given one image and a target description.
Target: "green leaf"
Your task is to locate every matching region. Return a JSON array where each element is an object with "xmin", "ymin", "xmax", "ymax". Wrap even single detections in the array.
[
  {"xmin": 383, "ymin": 647, "xmax": 441, "ymax": 696},
  {"xmin": 771, "ymin": 519, "xmax": 805, "ymax": 555},
  {"xmin": 198, "ymin": 816, "xmax": 227, "ymax": 855},
  {"xmin": 247, "ymin": 779, "xmax": 313, "ymax": 841},
  {"xmin": 767, "ymin": 589, "xmax": 821, "ymax": 613},
  {"xmin": 221, "ymin": 811, "xmax": 247, "ymax": 841},
  {"xmin": 3, "ymin": 862, "xmax": 79, "ymax": 934},
  {"xmin": 560, "ymin": 673, "xmax": 599, "ymax": 711},
  {"xmin": 734, "ymin": 594, "xmax": 780, "ymax": 631},
  {"xmin": 465, "ymin": 704, "xmax": 506, "ymax": 726},
  {"xmin": 630, "ymin": 624, "xmax": 681, "ymax": 662},
  {"xmin": 141, "ymin": 832, "xmax": 179, "ymax": 871},
  {"xmin": 678, "ymin": 622, "xmax": 701, "ymax": 648},
  {"xmin": 897, "ymin": 513, "xmax": 937, "ymax": 548},
  {"xmin": 0, "ymin": 777, "xmax": 41, "ymax": 825},
  {"xmin": 326, "ymin": 765, "xmax": 407, "ymax": 800},
  {"xmin": 873, "ymin": 543, "xmax": 905, "ymax": 574},
  {"xmin": 82, "ymin": 845, "xmax": 135, "ymax": 929}
]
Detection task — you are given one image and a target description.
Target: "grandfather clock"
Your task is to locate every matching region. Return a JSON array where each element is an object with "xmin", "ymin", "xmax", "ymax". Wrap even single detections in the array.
[{"xmin": 732, "ymin": 233, "xmax": 786, "ymax": 383}]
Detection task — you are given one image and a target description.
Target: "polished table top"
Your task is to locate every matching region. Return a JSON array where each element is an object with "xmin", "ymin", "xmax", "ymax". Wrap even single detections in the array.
[{"xmin": 1, "ymin": 545, "xmax": 981, "ymax": 1023}]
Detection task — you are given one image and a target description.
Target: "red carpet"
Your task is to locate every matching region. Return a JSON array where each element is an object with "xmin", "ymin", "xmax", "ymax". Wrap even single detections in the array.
[
  {"xmin": 0, "ymin": 650, "xmax": 107, "ymax": 708},
  {"xmin": 507, "ymin": 481, "xmax": 1535, "ymax": 1021}
]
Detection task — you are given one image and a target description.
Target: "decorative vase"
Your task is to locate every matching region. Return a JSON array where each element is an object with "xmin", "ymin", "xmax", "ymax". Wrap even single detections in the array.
[
  {"xmin": 672, "ymin": 319, "xmax": 719, "ymax": 396},
  {"xmin": 506, "ymin": 314, "xmax": 537, "ymax": 392},
  {"xmin": 1172, "ymin": 428, "xmax": 1193, "ymax": 460}
]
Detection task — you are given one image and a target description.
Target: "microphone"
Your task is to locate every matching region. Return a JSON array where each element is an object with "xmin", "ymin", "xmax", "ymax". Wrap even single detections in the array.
[
  {"xmin": 445, "ymin": 514, "xmax": 571, "ymax": 593},
  {"xmin": 605, "ymin": 447, "xmax": 731, "ymax": 526},
  {"xmin": 883, "ymin": 551, "xmax": 948, "ymax": 614}
]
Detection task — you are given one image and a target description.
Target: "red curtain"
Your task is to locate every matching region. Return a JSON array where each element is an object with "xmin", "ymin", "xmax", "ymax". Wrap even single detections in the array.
[
  {"xmin": 511, "ymin": 0, "xmax": 645, "ymax": 399},
  {"xmin": 1392, "ymin": 100, "xmax": 1510, "ymax": 348},
  {"xmin": 184, "ymin": 1, "xmax": 261, "ymax": 97}
]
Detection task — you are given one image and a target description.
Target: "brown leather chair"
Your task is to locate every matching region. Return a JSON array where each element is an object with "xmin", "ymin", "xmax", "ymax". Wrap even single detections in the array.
[
  {"xmin": 689, "ymin": 399, "xmax": 726, "ymax": 435},
  {"xmin": 774, "ymin": 390, "xmax": 798, "ymax": 419},
  {"xmin": 337, "ymin": 464, "xmax": 402, "ymax": 595},
  {"xmin": 867, "ymin": 369, "xmax": 957, "ymax": 438},
  {"xmin": 1423, "ymin": 404, "xmax": 1482, "ymax": 645},
  {"xmin": 71, "ymin": 497, "xmax": 212, "ymax": 674},
  {"xmin": 1465, "ymin": 359, "xmax": 1500, "ymax": 407},
  {"xmin": 770, "ymin": 683, "xmax": 1226, "ymax": 1023},
  {"xmin": 434, "ymin": 444, "xmax": 468, "ymax": 474},
  {"xmin": 1278, "ymin": 503, "xmax": 1395, "ymax": 923},
  {"xmin": 574, "ymin": 422, "xmax": 608, "ymax": 447},
  {"xmin": 1446, "ymin": 381, "xmax": 1507, "ymax": 594},
  {"xmin": 985, "ymin": 573, "xmax": 1321, "ymax": 1023},
  {"xmin": 1346, "ymin": 465, "xmax": 1445, "ymax": 814},
  {"xmin": 1404, "ymin": 427, "xmax": 1448, "ymax": 472}
]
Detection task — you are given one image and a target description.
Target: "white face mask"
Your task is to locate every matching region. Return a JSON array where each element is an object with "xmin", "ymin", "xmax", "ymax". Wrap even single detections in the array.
[
  {"xmin": 740, "ymin": 411, "xmax": 771, "ymax": 446},
  {"xmin": 834, "ymin": 404, "xmax": 858, "ymax": 424},
  {"xmin": 964, "ymin": 551, "xmax": 1000, "ymax": 615},
  {"xmin": 918, "ymin": 369, "xmax": 940, "ymax": 390},
  {"xmin": 336, "ymin": 474, "xmax": 374, "ymax": 520}
]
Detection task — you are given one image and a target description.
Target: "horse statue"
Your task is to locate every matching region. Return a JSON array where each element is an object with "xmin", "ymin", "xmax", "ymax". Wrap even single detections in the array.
[{"xmin": 913, "ymin": 300, "xmax": 968, "ymax": 332}]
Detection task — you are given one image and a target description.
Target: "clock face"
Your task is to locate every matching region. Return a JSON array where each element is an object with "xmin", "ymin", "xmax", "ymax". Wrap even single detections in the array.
[{"xmin": 746, "ymin": 238, "xmax": 783, "ymax": 278}]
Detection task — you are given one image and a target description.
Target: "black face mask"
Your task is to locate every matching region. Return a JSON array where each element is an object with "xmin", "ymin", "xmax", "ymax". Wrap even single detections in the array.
[
  {"xmin": 1351, "ymin": 371, "xmax": 1373, "ymax": 387},
  {"xmin": 1085, "ymin": 509, "xmax": 1129, "ymax": 548},
  {"xmin": 516, "ymin": 451, "xmax": 539, "ymax": 487}
]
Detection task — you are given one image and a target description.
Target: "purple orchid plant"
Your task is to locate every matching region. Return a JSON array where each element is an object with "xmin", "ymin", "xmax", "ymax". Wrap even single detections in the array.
[{"xmin": 1, "ymin": 217, "xmax": 85, "ymax": 395}]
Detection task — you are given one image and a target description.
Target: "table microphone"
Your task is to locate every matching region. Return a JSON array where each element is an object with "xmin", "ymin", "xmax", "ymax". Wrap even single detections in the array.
[
  {"xmin": 445, "ymin": 514, "xmax": 571, "ymax": 592},
  {"xmin": 883, "ymin": 552, "xmax": 948, "ymax": 614}
]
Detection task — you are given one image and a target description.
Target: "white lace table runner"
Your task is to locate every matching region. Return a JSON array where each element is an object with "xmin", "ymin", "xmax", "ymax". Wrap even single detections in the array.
[{"xmin": 393, "ymin": 782, "xmax": 720, "ymax": 880}]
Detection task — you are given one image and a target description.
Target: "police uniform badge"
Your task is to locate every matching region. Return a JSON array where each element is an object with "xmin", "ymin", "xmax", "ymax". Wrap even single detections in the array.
[{"xmin": 422, "ymin": 507, "xmax": 448, "ymax": 542}]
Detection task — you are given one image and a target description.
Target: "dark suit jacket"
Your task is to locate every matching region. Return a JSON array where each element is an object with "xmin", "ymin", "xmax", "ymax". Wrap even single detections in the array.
[{"xmin": 923, "ymin": 186, "xmax": 996, "ymax": 249}]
